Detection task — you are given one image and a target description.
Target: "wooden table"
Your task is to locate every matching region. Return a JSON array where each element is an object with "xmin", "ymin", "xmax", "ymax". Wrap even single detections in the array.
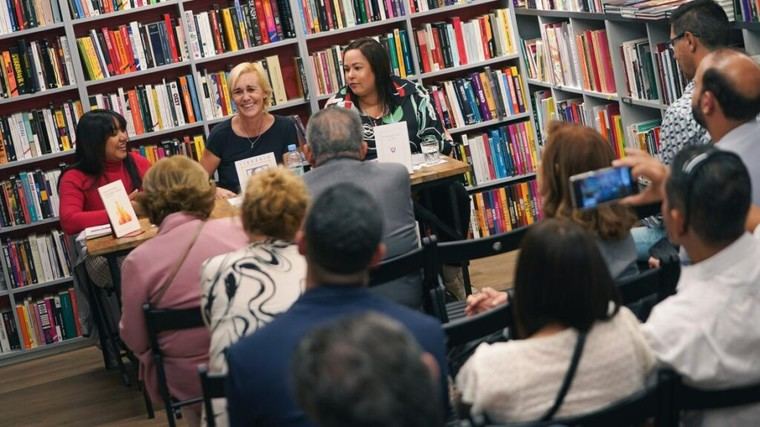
[{"xmin": 410, "ymin": 156, "xmax": 469, "ymax": 187}]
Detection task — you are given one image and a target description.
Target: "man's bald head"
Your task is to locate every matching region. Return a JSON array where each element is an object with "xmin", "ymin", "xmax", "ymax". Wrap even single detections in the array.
[{"xmin": 693, "ymin": 49, "xmax": 760, "ymax": 122}]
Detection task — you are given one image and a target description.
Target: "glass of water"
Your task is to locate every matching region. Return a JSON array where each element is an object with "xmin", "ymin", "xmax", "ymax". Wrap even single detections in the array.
[{"xmin": 420, "ymin": 137, "xmax": 439, "ymax": 166}]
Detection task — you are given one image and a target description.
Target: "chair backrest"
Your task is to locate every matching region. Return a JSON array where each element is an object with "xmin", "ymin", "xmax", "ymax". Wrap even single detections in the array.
[
  {"xmin": 198, "ymin": 364, "xmax": 226, "ymax": 427},
  {"xmin": 369, "ymin": 237, "xmax": 437, "ymax": 288},
  {"xmin": 443, "ymin": 302, "xmax": 512, "ymax": 350},
  {"xmin": 483, "ymin": 370, "xmax": 677, "ymax": 427},
  {"xmin": 142, "ymin": 304, "xmax": 206, "ymax": 426},
  {"xmin": 676, "ymin": 379, "xmax": 760, "ymax": 412},
  {"xmin": 616, "ymin": 259, "xmax": 679, "ymax": 321},
  {"xmin": 437, "ymin": 227, "xmax": 528, "ymax": 266}
]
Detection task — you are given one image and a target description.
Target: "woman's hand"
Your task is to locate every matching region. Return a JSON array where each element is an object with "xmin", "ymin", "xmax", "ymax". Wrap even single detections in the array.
[
  {"xmin": 612, "ymin": 149, "xmax": 669, "ymax": 206},
  {"xmin": 465, "ymin": 287, "xmax": 508, "ymax": 317},
  {"xmin": 215, "ymin": 187, "xmax": 236, "ymax": 199}
]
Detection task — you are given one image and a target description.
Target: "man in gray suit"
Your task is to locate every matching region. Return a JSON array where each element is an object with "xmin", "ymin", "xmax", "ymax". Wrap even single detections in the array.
[{"xmin": 303, "ymin": 107, "xmax": 422, "ymax": 308}]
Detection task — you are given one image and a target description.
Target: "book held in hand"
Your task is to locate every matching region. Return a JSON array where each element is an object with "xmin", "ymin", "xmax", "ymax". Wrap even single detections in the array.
[
  {"xmin": 97, "ymin": 181, "xmax": 142, "ymax": 238},
  {"xmin": 235, "ymin": 152, "xmax": 277, "ymax": 192}
]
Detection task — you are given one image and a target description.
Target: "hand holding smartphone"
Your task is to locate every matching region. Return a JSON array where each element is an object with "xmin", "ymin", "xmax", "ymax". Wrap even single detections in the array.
[{"xmin": 570, "ymin": 166, "xmax": 639, "ymax": 210}]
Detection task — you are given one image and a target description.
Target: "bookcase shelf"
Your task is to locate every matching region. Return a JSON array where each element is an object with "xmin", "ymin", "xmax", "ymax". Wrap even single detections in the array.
[
  {"xmin": 449, "ymin": 112, "xmax": 532, "ymax": 134},
  {"xmin": 410, "ymin": 0, "xmax": 501, "ymax": 19},
  {"xmin": 0, "ymin": 151, "xmax": 75, "ymax": 172},
  {"xmin": 71, "ymin": 0, "xmax": 183, "ymax": 25},
  {"xmin": 0, "ymin": 85, "xmax": 79, "ymax": 107},
  {"xmin": 9, "ymin": 277, "xmax": 74, "ymax": 296},
  {"xmin": 0, "ymin": 217, "xmax": 61, "ymax": 235},
  {"xmin": 194, "ymin": 39, "xmax": 299, "ymax": 65},
  {"xmin": 0, "ymin": 24, "xmax": 66, "ymax": 42},
  {"xmin": 466, "ymin": 172, "xmax": 537, "ymax": 193},
  {"xmin": 304, "ymin": 16, "xmax": 408, "ymax": 41},
  {"xmin": 0, "ymin": 336, "xmax": 89, "ymax": 367},
  {"xmin": 84, "ymin": 62, "xmax": 191, "ymax": 88},
  {"xmin": 129, "ymin": 122, "xmax": 205, "ymax": 142},
  {"xmin": 419, "ymin": 54, "xmax": 520, "ymax": 79},
  {"xmin": 621, "ymin": 96, "xmax": 669, "ymax": 110}
]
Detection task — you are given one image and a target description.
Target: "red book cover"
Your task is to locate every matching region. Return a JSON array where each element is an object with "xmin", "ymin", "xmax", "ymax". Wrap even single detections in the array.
[
  {"xmin": 261, "ymin": 0, "xmax": 279, "ymax": 38},
  {"xmin": 480, "ymin": 133, "xmax": 496, "ymax": 180},
  {"xmin": 108, "ymin": 29, "xmax": 128, "ymax": 74},
  {"xmin": 163, "ymin": 14, "xmax": 180, "ymax": 63},
  {"xmin": 119, "ymin": 25, "xmax": 137, "ymax": 72},
  {"xmin": 12, "ymin": 0, "xmax": 25, "ymax": 30},
  {"xmin": 126, "ymin": 89, "xmax": 145, "ymax": 135},
  {"xmin": 177, "ymin": 76, "xmax": 196, "ymax": 123},
  {"xmin": 451, "ymin": 17, "xmax": 467, "ymax": 66},
  {"xmin": 254, "ymin": 0, "xmax": 270, "ymax": 44},
  {"xmin": 478, "ymin": 17, "xmax": 491, "ymax": 60},
  {"xmin": 15, "ymin": 305, "xmax": 30, "ymax": 349},
  {"xmin": 583, "ymin": 31, "xmax": 602, "ymax": 92},
  {"xmin": 99, "ymin": 28, "xmax": 117, "ymax": 76},
  {"xmin": 415, "ymin": 30, "xmax": 431, "ymax": 73},
  {"xmin": 13, "ymin": 179, "xmax": 30, "ymax": 225},
  {"xmin": 209, "ymin": 9, "xmax": 225, "ymax": 54},
  {"xmin": 596, "ymin": 30, "xmax": 616, "ymax": 93},
  {"xmin": 429, "ymin": 27, "xmax": 444, "ymax": 70},
  {"xmin": 68, "ymin": 288, "xmax": 82, "ymax": 337},
  {"xmin": 9, "ymin": 241, "xmax": 23, "ymax": 287}
]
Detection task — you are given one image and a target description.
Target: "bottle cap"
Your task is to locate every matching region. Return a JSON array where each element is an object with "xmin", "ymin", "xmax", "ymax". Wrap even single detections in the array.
[{"xmin": 288, "ymin": 144, "xmax": 297, "ymax": 151}]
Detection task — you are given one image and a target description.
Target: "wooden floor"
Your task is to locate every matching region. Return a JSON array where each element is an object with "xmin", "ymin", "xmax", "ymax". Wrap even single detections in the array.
[{"xmin": 0, "ymin": 252, "xmax": 517, "ymax": 426}]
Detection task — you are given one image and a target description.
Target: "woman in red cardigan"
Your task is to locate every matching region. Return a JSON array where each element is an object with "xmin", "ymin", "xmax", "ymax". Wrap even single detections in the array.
[{"xmin": 59, "ymin": 109, "xmax": 151, "ymax": 236}]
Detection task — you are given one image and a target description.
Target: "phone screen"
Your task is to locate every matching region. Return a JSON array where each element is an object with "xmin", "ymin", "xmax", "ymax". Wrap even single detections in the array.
[{"xmin": 570, "ymin": 166, "xmax": 638, "ymax": 210}]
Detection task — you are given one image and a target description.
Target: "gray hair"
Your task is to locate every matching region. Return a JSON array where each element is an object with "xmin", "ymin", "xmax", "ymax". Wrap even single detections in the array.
[{"xmin": 306, "ymin": 107, "xmax": 363, "ymax": 161}]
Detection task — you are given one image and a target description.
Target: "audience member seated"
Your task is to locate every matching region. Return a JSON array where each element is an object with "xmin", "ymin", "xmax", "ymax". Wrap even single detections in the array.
[
  {"xmin": 302, "ymin": 107, "xmax": 421, "ymax": 308},
  {"xmin": 225, "ymin": 183, "xmax": 448, "ymax": 427},
  {"xmin": 619, "ymin": 145, "xmax": 760, "ymax": 426},
  {"xmin": 291, "ymin": 313, "xmax": 443, "ymax": 427},
  {"xmin": 688, "ymin": 48, "xmax": 760, "ymax": 204},
  {"xmin": 541, "ymin": 121, "xmax": 639, "ymax": 279},
  {"xmin": 119, "ymin": 156, "xmax": 248, "ymax": 426},
  {"xmin": 456, "ymin": 218, "xmax": 654, "ymax": 423},
  {"xmin": 200, "ymin": 167, "xmax": 309, "ymax": 426}
]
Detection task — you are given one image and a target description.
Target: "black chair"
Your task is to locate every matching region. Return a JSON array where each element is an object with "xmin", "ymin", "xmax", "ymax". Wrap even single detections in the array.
[
  {"xmin": 369, "ymin": 236, "xmax": 436, "ymax": 288},
  {"xmin": 430, "ymin": 227, "xmax": 529, "ymax": 323},
  {"xmin": 633, "ymin": 201, "xmax": 662, "ymax": 221},
  {"xmin": 464, "ymin": 370, "xmax": 678, "ymax": 427},
  {"xmin": 143, "ymin": 304, "xmax": 206, "ymax": 427},
  {"xmin": 616, "ymin": 259, "xmax": 679, "ymax": 321},
  {"xmin": 198, "ymin": 364, "xmax": 226, "ymax": 427},
  {"xmin": 675, "ymin": 377, "xmax": 760, "ymax": 417},
  {"xmin": 443, "ymin": 302, "xmax": 512, "ymax": 350}
]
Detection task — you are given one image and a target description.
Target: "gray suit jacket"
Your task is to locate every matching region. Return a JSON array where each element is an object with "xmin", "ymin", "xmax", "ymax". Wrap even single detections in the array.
[{"xmin": 304, "ymin": 158, "xmax": 423, "ymax": 308}]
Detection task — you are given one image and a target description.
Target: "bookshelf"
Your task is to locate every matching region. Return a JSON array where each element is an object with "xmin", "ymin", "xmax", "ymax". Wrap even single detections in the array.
[{"xmin": 0, "ymin": 0, "xmax": 547, "ymax": 362}]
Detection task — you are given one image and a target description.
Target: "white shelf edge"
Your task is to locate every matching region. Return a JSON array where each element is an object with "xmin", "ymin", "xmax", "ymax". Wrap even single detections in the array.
[
  {"xmin": 0, "ymin": 85, "xmax": 79, "ymax": 106},
  {"xmin": 129, "ymin": 122, "xmax": 205, "ymax": 143},
  {"xmin": 194, "ymin": 39, "xmax": 299, "ymax": 66},
  {"xmin": 0, "ymin": 337, "xmax": 90, "ymax": 366},
  {"xmin": 0, "ymin": 151, "xmax": 75, "ymax": 172},
  {"xmin": 410, "ymin": 0, "xmax": 501, "ymax": 19},
  {"xmin": 0, "ymin": 217, "xmax": 60, "ymax": 235},
  {"xmin": 85, "ymin": 61, "xmax": 190, "ymax": 88},
  {"xmin": 71, "ymin": 0, "xmax": 181, "ymax": 25},
  {"xmin": 0, "ymin": 22, "xmax": 65, "ymax": 41},
  {"xmin": 448, "ymin": 112, "xmax": 531, "ymax": 134},
  {"xmin": 466, "ymin": 172, "xmax": 537, "ymax": 192},
  {"xmin": 419, "ymin": 54, "xmax": 520, "ymax": 80},
  {"xmin": 305, "ymin": 16, "xmax": 407, "ymax": 41},
  {"xmin": 9, "ymin": 277, "xmax": 74, "ymax": 295}
]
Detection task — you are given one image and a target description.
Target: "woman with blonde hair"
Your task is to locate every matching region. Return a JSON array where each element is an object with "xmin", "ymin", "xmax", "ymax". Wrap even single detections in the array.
[
  {"xmin": 200, "ymin": 62, "xmax": 299, "ymax": 198},
  {"xmin": 119, "ymin": 156, "xmax": 248, "ymax": 426},
  {"xmin": 200, "ymin": 167, "xmax": 309, "ymax": 426},
  {"xmin": 540, "ymin": 121, "xmax": 639, "ymax": 279}
]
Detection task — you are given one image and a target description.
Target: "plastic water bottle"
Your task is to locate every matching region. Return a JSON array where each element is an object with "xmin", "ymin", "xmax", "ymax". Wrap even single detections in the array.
[{"xmin": 283, "ymin": 144, "xmax": 304, "ymax": 176}]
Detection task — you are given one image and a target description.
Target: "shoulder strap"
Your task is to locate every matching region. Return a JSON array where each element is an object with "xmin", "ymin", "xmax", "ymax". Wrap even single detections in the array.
[
  {"xmin": 150, "ymin": 221, "xmax": 205, "ymax": 306},
  {"xmin": 540, "ymin": 330, "xmax": 588, "ymax": 422}
]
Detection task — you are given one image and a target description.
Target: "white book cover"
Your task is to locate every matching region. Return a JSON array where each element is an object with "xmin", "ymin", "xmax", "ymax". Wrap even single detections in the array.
[
  {"xmin": 42, "ymin": 109, "xmax": 59, "ymax": 153},
  {"xmin": 36, "ymin": 235, "xmax": 54, "ymax": 282},
  {"xmin": 97, "ymin": 181, "xmax": 142, "ymax": 238},
  {"xmin": 0, "ymin": 314, "xmax": 10, "ymax": 353},
  {"xmin": 51, "ymin": 230, "xmax": 70, "ymax": 277},
  {"xmin": 129, "ymin": 22, "xmax": 145, "ymax": 71},
  {"xmin": 184, "ymin": 11, "xmax": 202, "ymax": 60},
  {"xmin": 59, "ymin": 36, "xmax": 76, "ymax": 84},
  {"xmin": 374, "ymin": 122, "xmax": 412, "ymax": 173},
  {"xmin": 235, "ymin": 152, "xmax": 277, "ymax": 193},
  {"xmin": 30, "ymin": 41, "xmax": 46, "ymax": 91}
]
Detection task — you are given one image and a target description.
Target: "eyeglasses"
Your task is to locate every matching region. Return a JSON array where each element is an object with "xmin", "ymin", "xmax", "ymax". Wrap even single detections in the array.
[{"xmin": 668, "ymin": 31, "xmax": 698, "ymax": 48}]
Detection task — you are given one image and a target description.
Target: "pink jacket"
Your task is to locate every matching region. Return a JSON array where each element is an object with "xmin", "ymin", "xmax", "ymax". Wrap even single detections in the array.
[{"xmin": 119, "ymin": 212, "xmax": 248, "ymax": 404}]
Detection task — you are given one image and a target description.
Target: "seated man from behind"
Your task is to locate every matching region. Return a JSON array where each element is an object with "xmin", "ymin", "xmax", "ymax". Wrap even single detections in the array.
[
  {"xmin": 225, "ymin": 183, "xmax": 448, "ymax": 427},
  {"xmin": 620, "ymin": 145, "xmax": 760, "ymax": 426},
  {"xmin": 302, "ymin": 107, "xmax": 422, "ymax": 308},
  {"xmin": 291, "ymin": 312, "xmax": 443, "ymax": 427}
]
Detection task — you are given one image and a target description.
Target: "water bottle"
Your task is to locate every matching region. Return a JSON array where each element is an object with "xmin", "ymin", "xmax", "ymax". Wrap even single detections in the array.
[{"xmin": 283, "ymin": 144, "xmax": 304, "ymax": 176}]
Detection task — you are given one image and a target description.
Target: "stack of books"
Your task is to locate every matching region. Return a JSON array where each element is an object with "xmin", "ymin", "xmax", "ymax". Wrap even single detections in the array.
[
  {"xmin": 3, "ymin": 231, "xmax": 73, "ymax": 289},
  {"xmin": 0, "ymin": 169, "xmax": 62, "ymax": 228},
  {"xmin": 137, "ymin": 135, "xmax": 207, "ymax": 164},
  {"xmin": 6, "ymin": 287, "xmax": 82, "ymax": 351},
  {"xmin": 621, "ymin": 38, "xmax": 659, "ymax": 101},
  {"xmin": 0, "ymin": 101, "xmax": 82, "ymax": 163},
  {"xmin": 0, "ymin": 37, "xmax": 76, "ymax": 98}
]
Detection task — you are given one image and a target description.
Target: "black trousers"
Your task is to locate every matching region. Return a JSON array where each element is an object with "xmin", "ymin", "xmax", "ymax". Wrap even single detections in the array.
[{"xmin": 418, "ymin": 180, "xmax": 471, "ymax": 242}]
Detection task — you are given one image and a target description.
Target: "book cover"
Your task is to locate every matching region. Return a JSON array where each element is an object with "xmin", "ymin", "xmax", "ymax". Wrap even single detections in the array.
[
  {"xmin": 235, "ymin": 152, "xmax": 277, "ymax": 192},
  {"xmin": 97, "ymin": 180, "xmax": 141, "ymax": 238}
]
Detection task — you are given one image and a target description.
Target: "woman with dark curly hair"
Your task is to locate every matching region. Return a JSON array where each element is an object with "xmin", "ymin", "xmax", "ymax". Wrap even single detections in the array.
[{"xmin": 119, "ymin": 156, "xmax": 248, "ymax": 426}]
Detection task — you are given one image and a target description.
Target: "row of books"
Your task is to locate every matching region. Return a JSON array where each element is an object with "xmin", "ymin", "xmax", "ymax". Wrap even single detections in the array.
[
  {"xmin": 0, "ymin": 100, "xmax": 82, "ymax": 164},
  {"xmin": 652, "ymin": 42, "xmax": 687, "ymax": 106},
  {"xmin": 297, "ymin": 0, "xmax": 406, "ymax": 34},
  {"xmin": 457, "ymin": 120, "xmax": 539, "ymax": 186},
  {"xmin": 415, "ymin": 9, "xmax": 517, "ymax": 74},
  {"xmin": 621, "ymin": 38, "xmax": 658, "ymax": 101},
  {"xmin": 136, "ymin": 134, "xmax": 207, "ymax": 165},
  {"xmin": 604, "ymin": 0, "xmax": 695, "ymax": 19},
  {"xmin": 515, "ymin": 0, "xmax": 604, "ymax": 12},
  {"xmin": 0, "ymin": 287, "xmax": 82, "ymax": 352},
  {"xmin": 428, "ymin": 66, "xmax": 528, "ymax": 130},
  {"xmin": 626, "ymin": 119, "xmax": 662, "ymax": 156},
  {"xmin": 3, "ymin": 230, "xmax": 73, "ymax": 289},
  {"xmin": 0, "ymin": 37, "xmax": 76, "ymax": 98},
  {"xmin": 0, "ymin": 169, "xmax": 62, "ymax": 228},
  {"xmin": 66, "ymin": 0, "xmax": 172, "ymax": 19},
  {"xmin": 183, "ymin": 0, "xmax": 295, "ymax": 60},
  {"xmin": 89, "ymin": 74, "xmax": 201, "ymax": 137},
  {"xmin": 76, "ymin": 14, "xmax": 184, "ymax": 81},
  {"xmin": 0, "ymin": 0, "xmax": 64, "ymax": 34},
  {"xmin": 468, "ymin": 180, "xmax": 542, "ymax": 238},
  {"xmin": 735, "ymin": 0, "xmax": 760, "ymax": 22},
  {"xmin": 408, "ymin": 0, "xmax": 474, "ymax": 13},
  {"xmin": 311, "ymin": 31, "xmax": 414, "ymax": 96}
]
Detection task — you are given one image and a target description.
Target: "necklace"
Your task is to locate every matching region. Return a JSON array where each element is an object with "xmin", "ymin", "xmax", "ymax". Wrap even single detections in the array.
[{"xmin": 240, "ymin": 115, "xmax": 266, "ymax": 151}]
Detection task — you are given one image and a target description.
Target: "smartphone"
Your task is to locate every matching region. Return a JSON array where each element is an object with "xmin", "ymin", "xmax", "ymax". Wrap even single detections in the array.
[{"xmin": 569, "ymin": 166, "xmax": 638, "ymax": 210}]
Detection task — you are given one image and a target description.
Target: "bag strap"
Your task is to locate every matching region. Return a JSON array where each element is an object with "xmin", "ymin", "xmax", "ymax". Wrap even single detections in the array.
[
  {"xmin": 540, "ymin": 330, "xmax": 588, "ymax": 422},
  {"xmin": 150, "ymin": 221, "xmax": 205, "ymax": 306}
]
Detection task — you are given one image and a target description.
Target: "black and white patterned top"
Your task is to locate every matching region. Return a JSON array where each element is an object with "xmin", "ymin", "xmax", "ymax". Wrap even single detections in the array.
[
  {"xmin": 200, "ymin": 239, "xmax": 306, "ymax": 374},
  {"xmin": 658, "ymin": 81, "xmax": 712, "ymax": 166}
]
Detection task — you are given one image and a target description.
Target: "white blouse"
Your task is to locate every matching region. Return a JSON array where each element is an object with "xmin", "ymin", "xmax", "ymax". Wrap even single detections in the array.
[
  {"xmin": 456, "ymin": 307, "xmax": 655, "ymax": 423},
  {"xmin": 200, "ymin": 240, "xmax": 306, "ymax": 374}
]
